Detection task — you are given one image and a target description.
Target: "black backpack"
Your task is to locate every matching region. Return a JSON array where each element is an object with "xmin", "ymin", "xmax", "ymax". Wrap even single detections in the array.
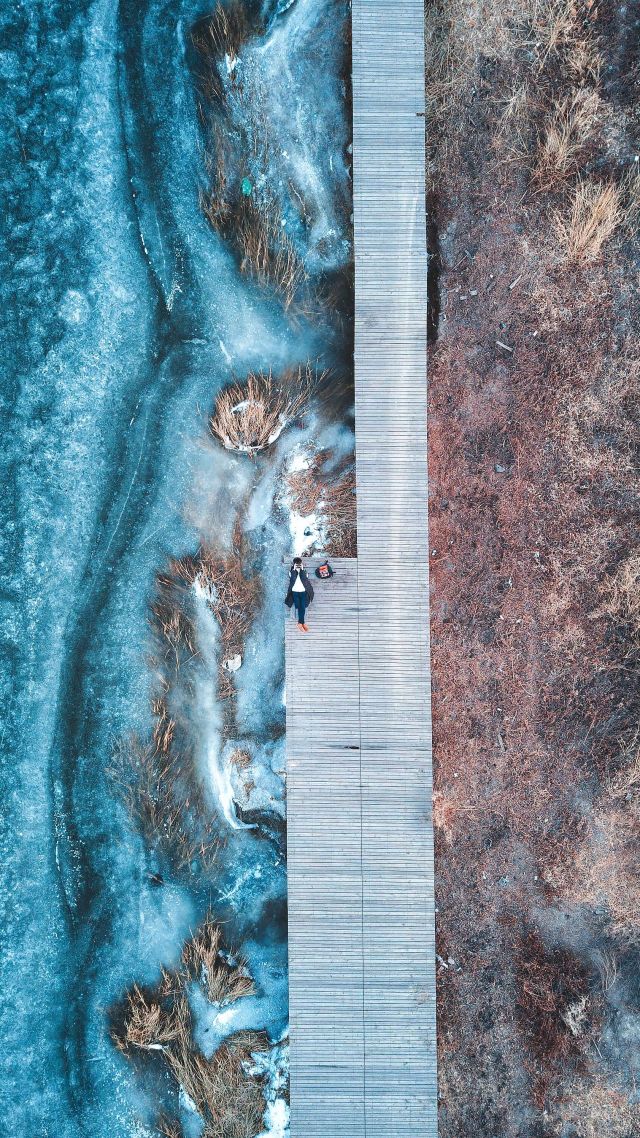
[{"xmin": 315, "ymin": 561, "xmax": 334, "ymax": 580}]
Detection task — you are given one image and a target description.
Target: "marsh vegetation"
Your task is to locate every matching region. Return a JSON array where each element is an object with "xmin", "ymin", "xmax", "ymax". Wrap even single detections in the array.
[
  {"xmin": 112, "ymin": 916, "xmax": 267, "ymax": 1138},
  {"xmin": 426, "ymin": 0, "xmax": 640, "ymax": 1131}
]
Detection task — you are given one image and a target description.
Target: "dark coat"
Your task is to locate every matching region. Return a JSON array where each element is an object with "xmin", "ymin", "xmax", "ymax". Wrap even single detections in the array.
[{"xmin": 285, "ymin": 566, "xmax": 314, "ymax": 608}]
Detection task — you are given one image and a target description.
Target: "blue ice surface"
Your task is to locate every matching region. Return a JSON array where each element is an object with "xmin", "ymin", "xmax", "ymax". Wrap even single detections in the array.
[{"xmin": 1, "ymin": 0, "xmax": 352, "ymax": 1134}]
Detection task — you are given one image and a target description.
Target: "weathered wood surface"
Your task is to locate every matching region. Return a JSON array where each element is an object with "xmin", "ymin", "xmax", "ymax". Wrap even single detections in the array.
[{"xmin": 285, "ymin": 0, "xmax": 435, "ymax": 1133}]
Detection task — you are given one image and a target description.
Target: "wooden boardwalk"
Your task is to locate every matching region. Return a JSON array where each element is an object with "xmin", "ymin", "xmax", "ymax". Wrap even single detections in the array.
[{"xmin": 285, "ymin": 0, "xmax": 436, "ymax": 1135}]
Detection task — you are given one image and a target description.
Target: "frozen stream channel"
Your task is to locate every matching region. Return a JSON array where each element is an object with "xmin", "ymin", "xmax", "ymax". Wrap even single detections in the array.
[{"xmin": 0, "ymin": 1, "xmax": 353, "ymax": 1134}]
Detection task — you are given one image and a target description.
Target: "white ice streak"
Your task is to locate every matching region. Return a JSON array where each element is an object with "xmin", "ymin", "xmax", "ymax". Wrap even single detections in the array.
[
  {"xmin": 217, "ymin": 864, "xmax": 264, "ymax": 906},
  {"xmin": 192, "ymin": 579, "xmax": 244, "ymax": 830},
  {"xmin": 282, "ymin": 444, "xmax": 326, "ymax": 556}
]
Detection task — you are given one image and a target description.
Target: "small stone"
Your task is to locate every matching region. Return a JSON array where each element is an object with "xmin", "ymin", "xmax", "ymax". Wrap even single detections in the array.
[
  {"xmin": 223, "ymin": 654, "xmax": 242, "ymax": 673},
  {"xmin": 494, "ymin": 463, "xmax": 507, "ymax": 473}
]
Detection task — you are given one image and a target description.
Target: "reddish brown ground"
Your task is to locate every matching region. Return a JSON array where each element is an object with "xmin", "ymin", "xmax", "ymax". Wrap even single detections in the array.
[{"xmin": 426, "ymin": 2, "xmax": 640, "ymax": 1133}]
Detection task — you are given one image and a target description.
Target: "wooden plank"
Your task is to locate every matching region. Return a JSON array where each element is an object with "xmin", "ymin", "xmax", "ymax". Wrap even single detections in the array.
[
  {"xmin": 286, "ymin": 0, "xmax": 436, "ymax": 1133},
  {"xmin": 285, "ymin": 559, "xmax": 366, "ymax": 1137}
]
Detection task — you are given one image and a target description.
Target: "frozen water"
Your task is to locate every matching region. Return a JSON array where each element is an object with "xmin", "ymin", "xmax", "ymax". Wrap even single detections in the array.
[
  {"xmin": 191, "ymin": 938, "xmax": 288, "ymax": 1057},
  {"xmin": 225, "ymin": 736, "xmax": 287, "ymax": 821},
  {"xmin": 247, "ymin": 0, "xmax": 352, "ymax": 274},
  {"xmin": 1, "ymin": 0, "xmax": 351, "ymax": 1133},
  {"xmin": 205, "ymin": 0, "xmax": 352, "ymax": 277}
]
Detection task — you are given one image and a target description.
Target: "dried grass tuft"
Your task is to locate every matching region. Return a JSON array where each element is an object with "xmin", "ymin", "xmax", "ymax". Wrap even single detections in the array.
[
  {"xmin": 193, "ymin": 1, "xmax": 308, "ymax": 309},
  {"xmin": 113, "ymin": 985, "xmax": 188, "ymax": 1053},
  {"xmin": 113, "ymin": 921, "xmax": 267, "ymax": 1137},
  {"xmin": 192, "ymin": 2, "xmax": 253, "ymax": 96},
  {"xmin": 200, "ymin": 124, "xmax": 233, "ymax": 231},
  {"xmin": 553, "ymin": 179, "xmax": 624, "ymax": 261},
  {"xmin": 514, "ymin": 929, "xmax": 594, "ymax": 1090},
  {"xmin": 109, "ymin": 733, "xmax": 219, "ymax": 872},
  {"xmin": 598, "ymin": 551, "xmax": 640, "ymax": 649},
  {"xmin": 557, "ymin": 1073, "xmax": 640, "ymax": 1138},
  {"xmin": 182, "ymin": 914, "xmax": 255, "ymax": 1005},
  {"xmin": 237, "ymin": 197, "xmax": 307, "ymax": 310},
  {"xmin": 174, "ymin": 547, "xmax": 260, "ymax": 662},
  {"xmin": 568, "ymin": 802, "xmax": 640, "ymax": 946},
  {"xmin": 534, "ymin": 89, "xmax": 600, "ymax": 188},
  {"xmin": 156, "ymin": 1120, "xmax": 182, "ymax": 1138},
  {"xmin": 531, "ymin": 0, "xmax": 582, "ymax": 67},
  {"xmin": 150, "ymin": 597, "xmax": 197, "ymax": 671},
  {"xmin": 229, "ymin": 748, "xmax": 252, "ymax": 770},
  {"xmin": 166, "ymin": 1030, "xmax": 268, "ymax": 1138},
  {"xmin": 594, "ymin": 949, "xmax": 618, "ymax": 994},
  {"xmin": 210, "ymin": 367, "xmax": 312, "ymax": 454},
  {"xmin": 151, "ymin": 697, "xmax": 175, "ymax": 754},
  {"xmin": 322, "ymin": 469, "xmax": 357, "ymax": 557}
]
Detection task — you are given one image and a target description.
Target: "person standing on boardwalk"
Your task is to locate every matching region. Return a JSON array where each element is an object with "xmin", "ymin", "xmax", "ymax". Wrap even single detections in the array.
[{"xmin": 285, "ymin": 557, "xmax": 314, "ymax": 632}]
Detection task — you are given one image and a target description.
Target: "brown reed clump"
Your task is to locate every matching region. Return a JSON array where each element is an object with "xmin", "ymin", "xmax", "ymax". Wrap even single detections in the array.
[
  {"xmin": 512, "ymin": 929, "xmax": 599, "ymax": 1106},
  {"xmin": 165, "ymin": 1031, "xmax": 268, "ymax": 1138},
  {"xmin": 197, "ymin": 126, "xmax": 306, "ymax": 307},
  {"xmin": 193, "ymin": 4, "xmax": 310, "ymax": 309},
  {"xmin": 229, "ymin": 748, "xmax": 252, "ymax": 770},
  {"xmin": 150, "ymin": 595, "xmax": 197, "ymax": 672},
  {"xmin": 200, "ymin": 124, "xmax": 233, "ymax": 232},
  {"xmin": 112, "ymin": 985, "xmax": 190, "ymax": 1053},
  {"xmin": 112, "ymin": 916, "xmax": 267, "ymax": 1138},
  {"xmin": 173, "ymin": 547, "xmax": 261, "ymax": 663},
  {"xmin": 553, "ymin": 179, "xmax": 624, "ymax": 262},
  {"xmin": 181, "ymin": 913, "xmax": 255, "ymax": 1005},
  {"xmin": 210, "ymin": 366, "xmax": 312, "ymax": 454},
  {"xmin": 111, "ymin": 546, "xmax": 260, "ymax": 869},
  {"xmin": 323, "ymin": 469, "xmax": 357, "ymax": 557},
  {"xmin": 192, "ymin": 2, "xmax": 253, "ymax": 103},
  {"xmin": 236, "ymin": 197, "xmax": 307, "ymax": 310},
  {"xmin": 156, "ymin": 1120, "xmax": 182, "ymax": 1138}
]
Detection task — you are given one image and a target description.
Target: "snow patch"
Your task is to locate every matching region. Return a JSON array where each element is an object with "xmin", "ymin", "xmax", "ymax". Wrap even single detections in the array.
[
  {"xmin": 287, "ymin": 449, "xmax": 310, "ymax": 474},
  {"xmin": 289, "ymin": 508, "xmax": 325, "ymax": 557},
  {"xmin": 250, "ymin": 1038, "xmax": 290, "ymax": 1138}
]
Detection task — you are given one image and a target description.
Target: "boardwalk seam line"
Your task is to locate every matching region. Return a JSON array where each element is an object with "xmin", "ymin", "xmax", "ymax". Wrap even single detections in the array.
[{"xmin": 355, "ymin": 556, "xmax": 367, "ymax": 1137}]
